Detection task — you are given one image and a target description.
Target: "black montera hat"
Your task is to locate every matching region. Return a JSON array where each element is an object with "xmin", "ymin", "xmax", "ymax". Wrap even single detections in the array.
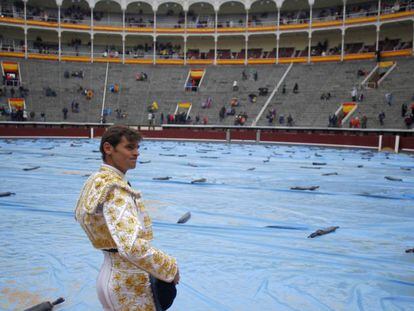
[{"xmin": 150, "ymin": 276, "xmax": 177, "ymax": 311}]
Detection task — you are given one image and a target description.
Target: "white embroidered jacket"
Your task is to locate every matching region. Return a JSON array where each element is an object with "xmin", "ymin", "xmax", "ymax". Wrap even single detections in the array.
[{"xmin": 75, "ymin": 164, "xmax": 177, "ymax": 282}]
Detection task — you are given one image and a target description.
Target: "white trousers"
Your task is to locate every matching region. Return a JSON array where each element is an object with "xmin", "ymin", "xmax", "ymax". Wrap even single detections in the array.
[
  {"xmin": 97, "ymin": 252, "xmax": 116, "ymax": 311},
  {"xmin": 96, "ymin": 251, "xmax": 157, "ymax": 311}
]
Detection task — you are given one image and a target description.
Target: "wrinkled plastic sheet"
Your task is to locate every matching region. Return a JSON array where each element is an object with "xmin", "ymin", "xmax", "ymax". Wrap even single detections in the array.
[{"xmin": 0, "ymin": 139, "xmax": 413, "ymax": 311}]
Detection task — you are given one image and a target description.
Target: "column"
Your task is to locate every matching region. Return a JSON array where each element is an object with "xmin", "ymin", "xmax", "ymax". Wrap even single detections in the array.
[
  {"xmin": 24, "ymin": 1, "xmax": 27, "ymax": 58},
  {"xmin": 58, "ymin": 31, "xmax": 61, "ymax": 61},
  {"xmin": 153, "ymin": 36, "xmax": 156, "ymax": 65},
  {"xmin": 24, "ymin": 28, "xmax": 28, "ymax": 59},
  {"xmin": 58, "ymin": 5, "xmax": 61, "ymax": 61},
  {"xmin": 91, "ymin": 34, "xmax": 94, "ymax": 63},
  {"xmin": 341, "ymin": 29, "xmax": 345, "ymax": 61},
  {"xmin": 276, "ymin": 6, "xmax": 280, "ymax": 64},
  {"xmin": 214, "ymin": 36, "xmax": 217, "ymax": 65},
  {"xmin": 122, "ymin": 36, "xmax": 125, "ymax": 64},
  {"xmin": 276, "ymin": 34, "xmax": 279, "ymax": 64},
  {"xmin": 375, "ymin": 25, "xmax": 380, "ymax": 52},
  {"xmin": 308, "ymin": 5, "xmax": 312, "ymax": 63},
  {"xmin": 342, "ymin": 0, "xmax": 346, "ymax": 61},
  {"xmin": 184, "ymin": 36, "xmax": 187, "ymax": 64},
  {"xmin": 245, "ymin": 36, "xmax": 248, "ymax": 65},
  {"xmin": 245, "ymin": 9, "xmax": 249, "ymax": 64},
  {"xmin": 122, "ymin": 9, "xmax": 126, "ymax": 64},
  {"xmin": 90, "ymin": 7, "xmax": 94, "ymax": 63},
  {"xmin": 184, "ymin": 10, "xmax": 187, "ymax": 64}
]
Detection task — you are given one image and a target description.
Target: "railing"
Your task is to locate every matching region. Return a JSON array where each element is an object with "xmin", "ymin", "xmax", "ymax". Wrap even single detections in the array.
[{"xmin": 1, "ymin": 7, "xmax": 413, "ymax": 34}]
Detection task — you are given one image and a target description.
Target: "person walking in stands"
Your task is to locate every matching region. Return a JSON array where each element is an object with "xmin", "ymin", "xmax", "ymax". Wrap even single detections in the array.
[
  {"xmin": 385, "ymin": 92, "xmax": 393, "ymax": 106},
  {"xmin": 361, "ymin": 115, "xmax": 368, "ymax": 128},
  {"xmin": 75, "ymin": 126, "xmax": 180, "ymax": 311},
  {"xmin": 293, "ymin": 83, "xmax": 299, "ymax": 94},
  {"xmin": 62, "ymin": 107, "xmax": 68, "ymax": 120},
  {"xmin": 351, "ymin": 87, "xmax": 357, "ymax": 102},
  {"xmin": 402, "ymin": 103, "xmax": 407, "ymax": 117},
  {"xmin": 378, "ymin": 111, "xmax": 386, "ymax": 126}
]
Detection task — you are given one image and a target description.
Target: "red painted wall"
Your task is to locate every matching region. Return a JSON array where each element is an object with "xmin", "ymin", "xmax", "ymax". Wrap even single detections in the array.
[{"xmin": 1, "ymin": 124, "xmax": 414, "ymax": 151}]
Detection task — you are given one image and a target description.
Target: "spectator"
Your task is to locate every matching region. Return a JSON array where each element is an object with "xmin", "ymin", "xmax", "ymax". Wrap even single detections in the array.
[
  {"xmin": 404, "ymin": 114, "xmax": 412, "ymax": 129},
  {"xmin": 293, "ymin": 83, "xmax": 299, "ymax": 94},
  {"xmin": 253, "ymin": 71, "xmax": 258, "ymax": 81},
  {"xmin": 219, "ymin": 106, "xmax": 226, "ymax": 120},
  {"xmin": 282, "ymin": 84, "xmax": 286, "ymax": 94},
  {"xmin": 40, "ymin": 112, "xmax": 46, "ymax": 122},
  {"xmin": 361, "ymin": 115, "xmax": 368, "ymax": 128},
  {"xmin": 385, "ymin": 92, "xmax": 393, "ymax": 106},
  {"xmin": 279, "ymin": 115, "xmax": 285, "ymax": 125},
  {"xmin": 351, "ymin": 87, "xmax": 357, "ymax": 101},
  {"xmin": 160, "ymin": 112, "xmax": 164, "ymax": 124},
  {"xmin": 233, "ymin": 80, "xmax": 238, "ymax": 91},
  {"xmin": 248, "ymin": 93, "xmax": 257, "ymax": 104},
  {"xmin": 378, "ymin": 111, "xmax": 385, "ymax": 125},
  {"xmin": 287, "ymin": 114, "xmax": 293, "ymax": 126},
  {"xmin": 202, "ymin": 116, "xmax": 208, "ymax": 125},
  {"xmin": 358, "ymin": 91, "xmax": 364, "ymax": 102},
  {"xmin": 402, "ymin": 103, "xmax": 407, "ymax": 117},
  {"xmin": 62, "ymin": 107, "xmax": 68, "ymax": 120}
]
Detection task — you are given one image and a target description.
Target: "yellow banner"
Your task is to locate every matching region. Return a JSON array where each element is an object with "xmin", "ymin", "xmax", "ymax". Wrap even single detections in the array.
[
  {"xmin": 2, "ymin": 61, "xmax": 18, "ymax": 72},
  {"xmin": 342, "ymin": 102, "xmax": 356, "ymax": 114},
  {"xmin": 9, "ymin": 98, "xmax": 25, "ymax": 109},
  {"xmin": 178, "ymin": 102, "xmax": 191, "ymax": 109},
  {"xmin": 190, "ymin": 69, "xmax": 204, "ymax": 80},
  {"xmin": 379, "ymin": 61, "xmax": 394, "ymax": 68}
]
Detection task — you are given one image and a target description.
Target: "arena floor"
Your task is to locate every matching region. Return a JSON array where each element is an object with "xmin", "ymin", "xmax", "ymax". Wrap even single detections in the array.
[{"xmin": 0, "ymin": 139, "xmax": 413, "ymax": 311}]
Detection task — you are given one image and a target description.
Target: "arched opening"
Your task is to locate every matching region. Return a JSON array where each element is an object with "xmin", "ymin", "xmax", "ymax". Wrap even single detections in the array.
[
  {"xmin": 186, "ymin": 36, "xmax": 214, "ymax": 59},
  {"xmin": 0, "ymin": 0, "xmax": 24, "ymax": 19},
  {"xmin": 280, "ymin": 0, "xmax": 309, "ymax": 25},
  {"xmin": 61, "ymin": 0, "xmax": 90, "ymax": 25},
  {"xmin": 248, "ymin": 34, "xmax": 276, "ymax": 58},
  {"xmin": 155, "ymin": 36, "xmax": 184, "ymax": 59},
  {"xmin": 61, "ymin": 32, "xmax": 91, "ymax": 56},
  {"xmin": 379, "ymin": 21, "xmax": 413, "ymax": 51},
  {"xmin": 345, "ymin": 0, "xmax": 378, "ymax": 19},
  {"xmin": 0, "ymin": 26, "xmax": 25, "ymax": 52},
  {"xmin": 249, "ymin": 0, "xmax": 277, "ymax": 27},
  {"xmin": 312, "ymin": 0, "xmax": 343, "ymax": 23},
  {"xmin": 27, "ymin": 28, "xmax": 58, "ymax": 54},
  {"xmin": 125, "ymin": 35, "xmax": 153, "ymax": 59},
  {"xmin": 218, "ymin": 1, "xmax": 246, "ymax": 28},
  {"xmin": 94, "ymin": 0, "xmax": 122, "ymax": 26},
  {"xmin": 125, "ymin": 2, "xmax": 153, "ymax": 28},
  {"xmin": 187, "ymin": 2, "xmax": 215, "ymax": 29},
  {"xmin": 156, "ymin": 2, "xmax": 184, "ymax": 28},
  {"xmin": 344, "ymin": 26, "xmax": 376, "ymax": 55},
  {"xmin": 311, "ymin": 29, "xmax": 342, "ymax": 56},
  {"xmin": 94, "ymin": 33, "xmax": 122, "ymax": 58},
  {"xmin": 26, "ymin": 0, "xmax": 58, "ymax": 22},
  {"xmin": 217, "ymin": 36, "xmax": 244, "ymax": 59},
  {"xmin": 279, "ymin": 32, "xmax": 308, "ymax": 58}
]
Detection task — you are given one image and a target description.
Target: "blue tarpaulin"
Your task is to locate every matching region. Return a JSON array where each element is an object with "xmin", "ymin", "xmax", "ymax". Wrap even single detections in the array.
[{"xmin": 0, "ymin": 139, "xmax": 413, "ymax": 310}]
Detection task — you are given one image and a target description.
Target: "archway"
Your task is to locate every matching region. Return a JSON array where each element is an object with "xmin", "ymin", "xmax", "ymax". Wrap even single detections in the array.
[
  {"xmin": 125, "ymin": 1, "xmax": 153, "ymax": 28},
  {"xmin": 94, "ymin": 0, "xmax": 122, "ymax": 26},
  {"xmin": 187, "ymin": 2, "xmax": 215, "ymax": 29},
  {"xmin": 156, "ymin": 2, "xmax": 184, "ymax": 28},
  {"xmin": 218, "ymin": 1, "xmax": 246, "ymax": 28}
]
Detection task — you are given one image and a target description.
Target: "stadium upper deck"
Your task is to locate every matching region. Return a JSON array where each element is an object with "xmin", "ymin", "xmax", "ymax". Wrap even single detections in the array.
[{"xmin": 0, "ymin": 0, "xmax": 413, "ymax": 64}]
